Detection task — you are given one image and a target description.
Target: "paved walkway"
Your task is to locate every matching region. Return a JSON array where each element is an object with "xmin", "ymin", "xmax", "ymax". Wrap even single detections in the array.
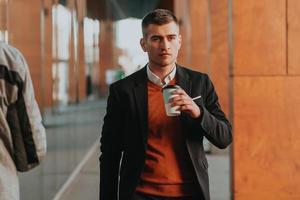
[
  {"xmin": 58, "ymin": 144, "xmax": 231, "ymax": 200},
  {"xmin": 19, "ymin": 100, "xmax": 106, "ymax": 200}
]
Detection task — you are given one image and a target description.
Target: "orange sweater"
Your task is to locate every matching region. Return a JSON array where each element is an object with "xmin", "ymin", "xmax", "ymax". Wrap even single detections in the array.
[{"xmin": 135, "ymin": 79, "xmax": 198, "ymax": 197}]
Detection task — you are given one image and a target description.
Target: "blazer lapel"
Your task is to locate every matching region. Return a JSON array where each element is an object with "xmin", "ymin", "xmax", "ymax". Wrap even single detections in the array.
[
  {"xmin": 176, "ymin": 65, "xmax": 192, "ymax": 121},
  {"xmin": 176, "ymin": 64, "xmax": 192, "ymax": 99},
  {"xmin": 133, "ymin": 67, "xmax": 148, "ymax": 147}
]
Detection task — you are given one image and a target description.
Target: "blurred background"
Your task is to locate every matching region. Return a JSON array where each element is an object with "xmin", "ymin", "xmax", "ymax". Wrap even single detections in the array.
[{"xmin": 1, "ymin": 0, "xmax": 299, "ymax": 199}]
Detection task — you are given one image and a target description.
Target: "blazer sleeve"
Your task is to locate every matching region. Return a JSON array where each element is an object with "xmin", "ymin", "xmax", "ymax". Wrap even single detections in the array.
[
  {"xmin": 100, "ymin": 83, "xmax": 123, "ymax": 200},
  {"xmin": 197, "ymin": 74, "xmax": 232, "ymax": 149}
]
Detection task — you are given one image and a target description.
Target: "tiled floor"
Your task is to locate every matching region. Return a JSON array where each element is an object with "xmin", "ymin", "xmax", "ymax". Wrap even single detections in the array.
[
  {"xmin": 19, "ymin": 100, "xmax": 106, "ymax": 200},
  {"xmin": 58, "ymin": 145, "xmax": 231, "ymax": 200}
]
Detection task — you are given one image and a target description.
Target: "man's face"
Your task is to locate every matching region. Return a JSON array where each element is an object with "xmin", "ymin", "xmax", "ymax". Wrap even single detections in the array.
[{"xmin": 140, "ymin": 22, "xmax": 181, "ymax": 69}]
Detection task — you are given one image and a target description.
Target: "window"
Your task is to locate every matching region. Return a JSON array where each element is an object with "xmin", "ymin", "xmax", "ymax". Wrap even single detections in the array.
[{"xmin": 115, "ymin": 18, "xmax": 148, "ymax": 76}]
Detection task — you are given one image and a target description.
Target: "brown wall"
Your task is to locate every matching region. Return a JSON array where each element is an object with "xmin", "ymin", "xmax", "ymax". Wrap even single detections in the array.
[
  {"xmin": 67, "ymin": 0, "xmax": 86, "ymax": 103},
  {"xmin": 7, "ymin": 0, "xmax": 88, "ymax": 109},
  {"xmin": 8, "ymin": 0, "xmax": 43, "ymax": 107},
  {"xmin": 176, "ymin": 0, "xmax": 210, "ymax": 74},
  {"xmin": 99, "ymin": 20, "xmax": 114, "ymax": 95},
  {"xmin": 288, "ymin": 0, "xmax": 300, "ymax": 75},
  {"xmin": 210, "ymin": 0, "xmax": 230, "ymax": 116},
  {"xmin": 176, "ymin": 0, "xmax": 230, "ymax": 115},
  {"xmin": 77, "ymin": 0, "xmax": 87, "ymax": 101},
  {"xmin": 232, "ymin": 0, "xmax": 300, "ymax": 199},
  {"xmin": 177, "ymin": 0, "xmax": 300, "ymax": 198},
  {"xmin": 43, "ymin": 0, "xmax": 54, "ymax": 108}
]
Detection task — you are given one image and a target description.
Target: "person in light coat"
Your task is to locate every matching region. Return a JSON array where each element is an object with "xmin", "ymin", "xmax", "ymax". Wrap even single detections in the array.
[{"xmin": 0, "ymin": 42, "xmax": 46, "ymax": 200}]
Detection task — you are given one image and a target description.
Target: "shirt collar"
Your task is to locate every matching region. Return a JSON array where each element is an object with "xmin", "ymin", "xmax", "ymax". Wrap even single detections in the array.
[{"xmin": 146, "ymin": 64, "xmax": 176, "ymax": 87}]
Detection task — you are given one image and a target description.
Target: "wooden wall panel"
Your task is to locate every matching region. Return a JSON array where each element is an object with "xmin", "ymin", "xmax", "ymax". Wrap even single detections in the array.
[
  {"xmin": 175, "ymin": 0, "xmax": 229, "ymax": 113},
  {"xmin": 78, "ymin": 21, "xmax": 86, "ymax": 101},
  {"xmin": 210, "ymin": 0, "xmax": 229, "ymax": 115},
  {"xmin": 77, "ymin": 0, "xmax": 87, "ymax": 101},
  {"xmin": 43, "ymin": 0, "xmax": 54, "ymax": 108},
  {"xmin": 67, "ymin": 0, "xmax": 77, "ymax": 103},
  {"xmin": 8, "ymin": 0, "xmax": 43, "ymax": 105},
  {"xmin": 174, "ymin": 0, "xmax": 191, "ymax": 67},
  {"xmin": 185, "ymin": 0, "xmax": 210, "ymax": 73},
  {"xmin": 288, "ymin": 0, "xmax": 300, "ymax": 75},
  {"xmin": 99, "ymin": 20, "xmax": 114, "ymax": 95},
  {"xmin": 233, "ymin": 0, "xmax": 286, "ymax": 75},
  {"xmin": 233, "ymin": 77, "xmax": 300, "ymax": 199}
]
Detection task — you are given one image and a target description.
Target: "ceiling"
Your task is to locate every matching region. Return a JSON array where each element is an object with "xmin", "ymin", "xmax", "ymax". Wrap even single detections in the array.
[{"xmin": 86, "ymin": 0, "xmax": 174, "ymax": 21}]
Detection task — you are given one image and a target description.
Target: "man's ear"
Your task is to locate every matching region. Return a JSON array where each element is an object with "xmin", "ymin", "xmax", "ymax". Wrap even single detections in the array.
[
  {"xmin": 140, "ymin": 38, "xmax": 147, "ymax": 52},
  {"xmin": 178, "ymin": 34, "xmax": 182, "ymax": 49}
]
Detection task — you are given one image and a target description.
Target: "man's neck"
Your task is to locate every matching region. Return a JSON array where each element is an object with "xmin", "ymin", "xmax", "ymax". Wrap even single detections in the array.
[{"xmin": 148, "ymin": 63, "xmax": 176, "ymax": 80}]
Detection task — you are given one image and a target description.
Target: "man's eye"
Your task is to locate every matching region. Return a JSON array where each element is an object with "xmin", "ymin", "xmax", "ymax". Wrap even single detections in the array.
[
  {"xmin": 151, "ymin": 37, "xmax": 160, "ymax": 41},
  {"xmin": 168, "ymin": 36, "xmax": 176, "ymax": 40}
]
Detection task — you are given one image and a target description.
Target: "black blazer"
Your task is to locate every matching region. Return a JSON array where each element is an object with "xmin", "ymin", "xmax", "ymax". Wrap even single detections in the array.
[{"xmin": 100, "ymin": 64, "xmax": 232, "ymax": 200}]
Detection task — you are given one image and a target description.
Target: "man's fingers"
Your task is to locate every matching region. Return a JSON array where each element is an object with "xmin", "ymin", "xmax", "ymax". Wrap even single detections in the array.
[
  {"xmin": 170, "ymin": 95, "xmax": 187, "ymax": 102},
  {"xmin": 180, "ymin": 105, "xmax": 194, "ymax": 111},
  {"xmin": 172, "ymin": 88, "xmax": 187, "ymax": 96},
  {"xmin": 171, "ymin": 98, "xmax": 193, "ymax": 107}
]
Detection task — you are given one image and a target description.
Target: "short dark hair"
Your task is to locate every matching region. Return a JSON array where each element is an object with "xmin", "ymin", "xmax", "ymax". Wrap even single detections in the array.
[{"xmin": 142, "ymin": 9, "xmax": 179, "ymax": 36}]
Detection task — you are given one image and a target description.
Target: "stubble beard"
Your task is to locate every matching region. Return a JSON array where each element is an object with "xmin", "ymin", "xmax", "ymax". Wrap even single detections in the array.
[{"xmin": 150, "ymin": 56, "xmax": 176, "ymax": 71}]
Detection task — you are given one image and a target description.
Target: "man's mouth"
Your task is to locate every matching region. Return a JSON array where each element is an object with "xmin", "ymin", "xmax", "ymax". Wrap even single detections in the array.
[{"xmin": 159, "ymin": 53, "xmax": 171, "ymax": 56}]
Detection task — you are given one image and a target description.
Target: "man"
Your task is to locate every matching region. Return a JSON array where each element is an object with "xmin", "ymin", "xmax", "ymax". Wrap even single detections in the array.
[
  {"xmin": 100, "ymin": 9, "xmax": 232, "ymax": 200},
  {"xmin": 0, "ymin": 42, "xmax": 46, "ymax": 200}
]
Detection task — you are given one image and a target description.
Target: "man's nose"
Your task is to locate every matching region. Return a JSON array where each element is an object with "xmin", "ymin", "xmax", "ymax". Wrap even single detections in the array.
[{"xmin": 160, "ymin": 38, "xmax": 170, "ymax": 49}]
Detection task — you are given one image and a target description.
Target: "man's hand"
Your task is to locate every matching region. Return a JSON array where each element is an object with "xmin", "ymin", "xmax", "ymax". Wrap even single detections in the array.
[{"xmin": 170, "ymin": 88, "xmax": 201, "ymax": 118}]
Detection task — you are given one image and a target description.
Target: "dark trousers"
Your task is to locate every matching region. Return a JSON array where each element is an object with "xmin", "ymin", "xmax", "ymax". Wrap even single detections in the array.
[{"xmin": 132, "ymin": 192, "xmax": 203, "ymax": 200}]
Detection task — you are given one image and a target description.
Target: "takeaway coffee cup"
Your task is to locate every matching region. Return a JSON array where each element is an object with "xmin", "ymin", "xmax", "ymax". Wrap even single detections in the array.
[{"xmin": 162, "ymin": 85, "xmax": 181, "ymax": 116}]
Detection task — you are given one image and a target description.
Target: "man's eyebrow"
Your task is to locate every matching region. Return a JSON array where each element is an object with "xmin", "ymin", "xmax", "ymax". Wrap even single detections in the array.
[
  {"xmin": 167, "ymin": 34, "xmax": 177, "ymax": 37},
  {"xmin": 150, "ymin": 35, "xmax": 162, "ymax": 38},
  {"xmin": 150, "ymin": 34, "xmax": 177, "ymax": 38}
]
